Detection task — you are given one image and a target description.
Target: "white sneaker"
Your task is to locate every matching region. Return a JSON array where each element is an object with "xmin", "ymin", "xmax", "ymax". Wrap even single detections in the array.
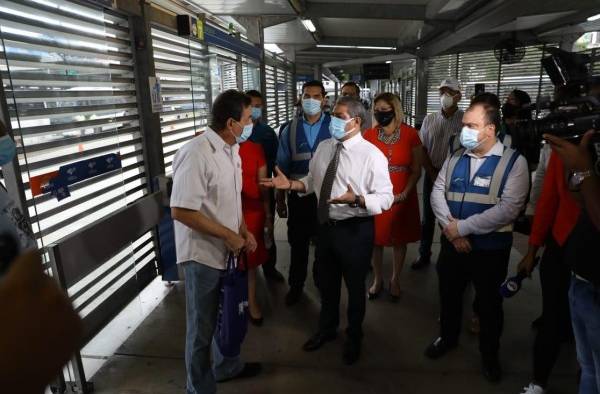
[{"xmin": 520, "ymin": 383, "xmax": 546, "ymax": 394}]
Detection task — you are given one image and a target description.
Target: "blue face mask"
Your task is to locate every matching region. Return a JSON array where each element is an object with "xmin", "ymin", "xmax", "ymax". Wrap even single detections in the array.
[
  {"xmin": 234, "ymin": 121, "xmax": 254, "ymax": 144},
  {"xmin": 251, "ymin": 107, "xmax": 262, "ymax": 120},
  {"xmin": 0, "ymin": 135, "xmax": 16, "ymax": 166},
  {"xmin": 329, "ymin": 116, "xmax": 355, "ymax": 140},
  {"xmin": 302, "ymin": 98, "xmax": 322, "ymax": 116},
  {"xmin": 459, "ymin": 126, "xmax": 483, "ymax": 150}
]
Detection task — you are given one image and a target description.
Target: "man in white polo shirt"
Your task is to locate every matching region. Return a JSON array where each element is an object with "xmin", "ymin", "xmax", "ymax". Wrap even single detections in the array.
[
  {"xmin": 171, "ymin": 90, "xmax": 262, "ymax": 394},
  {"xmin": 412, "ymin": 77, "xmax": 464, "ymax": 270}
]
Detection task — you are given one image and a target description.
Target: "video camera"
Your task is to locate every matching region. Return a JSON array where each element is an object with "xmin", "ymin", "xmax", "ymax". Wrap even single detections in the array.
[{"xmin": 516, "ymin": 48, "xmax": 600, "ymax": 175}]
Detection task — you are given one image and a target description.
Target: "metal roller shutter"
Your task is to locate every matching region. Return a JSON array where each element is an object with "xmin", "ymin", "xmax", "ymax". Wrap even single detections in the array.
[
  {"xmin": 265, "ymin": 64, "xmax": 277, "ymax": 129},
  {"xmin": 208, "ymin": 46, "xmax": 238, "ymax": 94},
  {"xmin": 242, "ymin": 58, "xmax": 260, "ymax": 92},
  {"xmin": 398, "ymin": 62, "xmax": 417, "ymax": 126},
  {"xmin": 427, "ymin": 46, "xmax": 559, "ymax": 117},
  {"xmin": 151, "ymin": 26, "xmax": 209, "ymax": 174},
  {"xmin": 286, "ymin": 70, "xmax": 295, "ymax": 121},
  {"xmin": 0, "ymin": 0, "xmax": 156, "ymax": 315},
  {"xmin": 456, "ymin": 50, "xmax": 499, "ymax": 112},
  {"xmin": 276, "ymin": 67, "xmax": 287, "ymax": 124},
  {"xmin": 497, "ymin": 45, "xmax": 557, "ymax": 118},
  {"xmin": 426, "ymin": 54, "xmax": 459, "ymax": 114},
  {"xmin": 265, "ymin": 52, "xmax": 295, "ymax": 129}
]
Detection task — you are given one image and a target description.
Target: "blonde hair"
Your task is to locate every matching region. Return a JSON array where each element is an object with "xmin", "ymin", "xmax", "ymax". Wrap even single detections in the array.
[{"xmin": 374, "ymin": 92, "xmax": 404, "ymax": 126}]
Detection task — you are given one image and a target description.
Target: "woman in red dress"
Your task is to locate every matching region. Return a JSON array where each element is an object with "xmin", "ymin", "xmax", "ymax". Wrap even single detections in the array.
[
  {"xmin": 239, "ymin": 138, "xmax": 272, "ymax": 325},
  {"xmin": 363, "ymin": 93, "xmax": 423, "ymax": 301}
]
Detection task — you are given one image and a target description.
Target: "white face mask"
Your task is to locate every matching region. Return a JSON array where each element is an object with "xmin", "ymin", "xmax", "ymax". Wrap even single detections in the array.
[{"xmin": 440, "ymin": 93, "xmax": 455, "ymax": 110}]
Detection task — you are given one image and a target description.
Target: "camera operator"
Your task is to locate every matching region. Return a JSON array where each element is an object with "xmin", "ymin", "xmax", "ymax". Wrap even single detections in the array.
[{"xmin": 545, "ymin": 130, "xmax": 600, "ymax": 394}]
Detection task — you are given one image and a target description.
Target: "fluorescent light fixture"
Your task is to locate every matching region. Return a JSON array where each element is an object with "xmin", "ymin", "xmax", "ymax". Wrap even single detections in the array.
[
  {"xmin": 316, "ymin": 44, "xmax": 396, "ymax": 50},
  {"xmin": 301, "ymin": 19, "xmax": 317, "ymax": 33},
  {"xmin": 588, "ymin": 13, "xmax": 600, "ymax": 21},
  {"xmin": 264, "ymin": 43, "xmax": 283, "ymax": 54},
  {"xmin": 385, "ymin": 60, "xmax": 392, "ymax": 64}
]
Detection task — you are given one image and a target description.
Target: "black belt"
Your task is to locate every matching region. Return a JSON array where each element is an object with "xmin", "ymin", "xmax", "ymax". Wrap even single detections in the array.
[{"xmin": 322, "ymin": 216, "xmax": 373, "ymax": 227}]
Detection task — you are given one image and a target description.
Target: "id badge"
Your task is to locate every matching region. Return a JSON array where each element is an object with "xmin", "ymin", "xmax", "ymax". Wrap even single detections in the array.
[{"xmin": 473, "ymin": 176, "xmax": 491, "ymax": 188}]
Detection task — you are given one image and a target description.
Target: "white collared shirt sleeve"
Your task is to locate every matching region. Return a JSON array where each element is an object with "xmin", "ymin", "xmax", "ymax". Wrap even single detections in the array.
[
  {"xmin": 457, "ymin": 155, "xmax": 529, "ymax": 236},
  {"xmin": 431, "ymin": 156, "xmax": 453, "ymax": 228},
  {"xmin": 527, "ymin": 144, "xmax": 552, "ymax": 214},
  {"xmin": 363, "ymin": 150, "xmax": 394, "ymax": 215},
  {"xmin": 170, "ymin": 146, "xmax": 206, "ymax": 211},
  {"xmin": 299, "ymin": 171, "xmax": 315, "ymax": 195}
]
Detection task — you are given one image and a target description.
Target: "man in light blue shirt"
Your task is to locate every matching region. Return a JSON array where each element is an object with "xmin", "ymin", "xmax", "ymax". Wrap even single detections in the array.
[{"xmin": 275, "ymin": 80, "xmax": 331, "ymax": 306}]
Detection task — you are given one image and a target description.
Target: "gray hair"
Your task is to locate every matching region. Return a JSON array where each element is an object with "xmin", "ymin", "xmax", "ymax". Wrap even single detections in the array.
[{"xmin": 335, "ymin": 96, "xmax": 366, "ymax": 127}]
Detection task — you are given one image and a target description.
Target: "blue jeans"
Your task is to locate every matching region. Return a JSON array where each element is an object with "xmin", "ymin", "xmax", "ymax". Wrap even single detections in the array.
[
  {"xmin": 183, "ymin": 262, "xmax": 244, "ymax": 394},
  {"xmin": 569, "ymin": 276, "xmax": 600, "ymax": 394}
]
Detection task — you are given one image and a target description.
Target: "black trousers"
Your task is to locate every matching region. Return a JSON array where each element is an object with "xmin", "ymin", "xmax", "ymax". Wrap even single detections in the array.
[
  {"xmin": 418, "ymin": 173, "xmax": 436, "ymax": 259},
  {"xmin": 287, "ymin": 191, "xmax": 318, "ymax": 289},
  {"xmin": 437, "ymin": 237, "xmax": 510, "ymax": 359},
  {"xmin": 314, "ymin": 217, "xmax": 374, "ymax": 342},
  {"xmin": 533, "ymin": 236, "xmax": 572, "ymax": 386}
]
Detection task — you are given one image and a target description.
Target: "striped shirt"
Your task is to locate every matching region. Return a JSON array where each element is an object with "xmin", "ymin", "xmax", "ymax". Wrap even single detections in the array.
[{"xmin": 419, "ymin": 109, "xmax": 464, "ymax": 169}]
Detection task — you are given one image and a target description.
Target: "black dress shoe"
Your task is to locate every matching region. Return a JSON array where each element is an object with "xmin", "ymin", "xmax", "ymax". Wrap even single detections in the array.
[
  {"xmin": 217, "ymin": 362, "xmax": 262, "ymax": 383},
  {"xmin": 531, "ymin": 315, "xmax": 543, "ymax": 330},
  {"xmin": 249, "ymin": 315, "xmax": 264, "ymax": 327},
  {"xmin": 285, "ymin": 287, "xmax": 303, "ymax": 306},
  {"xmin": 424, "ymin": 337, "xmax": 456, "ymax": 359},
  {"xmin": 302, "ymin": 331, "xmax": 337, "ymax": 352},
  {"xmin": 482, "ymin": 357, "xmax": 503, "ymax": 383},
  {"xmin": 411, "ymin": 256, "xmax": 431, "ymax": 270},
  {"xmin": 342, "ymin": 339, "xmax": 361, "ymax": 365},
  {"xmin": 263, "ymin": 267, "xmax": 285, "ymax": 282}
]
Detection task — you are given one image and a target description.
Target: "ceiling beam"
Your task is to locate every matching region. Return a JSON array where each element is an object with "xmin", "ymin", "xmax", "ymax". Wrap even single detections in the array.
[
  {"xmin": 305, "ymin": 2, "xmax": 426, "ymax": 20},
  {"xmin": 426, "ymin": 0, "xmax": 449, "ymax": 19},
  {"xmin": 323, "ymin": 52, "xmax": 415, "ymax": 68},
  {"xmin": 318, "ymin": 36, "xmax": 399, "ymax": 48},
  {"xmin": 261, "ymin": 16, "xmax": 297, "ymax": 28},
  {"xmin": 419, "ymin": 0, "xmax": 521, "ymax": 57},
  {"xmin": 533, "ymin": 7, "xmax": 600, "ymax": 36}
]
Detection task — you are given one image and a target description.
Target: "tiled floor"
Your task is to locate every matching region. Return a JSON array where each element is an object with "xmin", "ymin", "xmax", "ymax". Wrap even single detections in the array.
[{"xmin": 87, "ymin": 217, "xmax": 579, "ymax": 394}]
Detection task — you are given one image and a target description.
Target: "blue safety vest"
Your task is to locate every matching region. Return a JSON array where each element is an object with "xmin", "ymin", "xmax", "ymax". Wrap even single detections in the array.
[
  {"xmin": 445, "ymin": 146, "xmax": 520, "ymax": 250},
  {"xmin": 288, "ymin": 114, "xmax": 331, "ymax": 179}
]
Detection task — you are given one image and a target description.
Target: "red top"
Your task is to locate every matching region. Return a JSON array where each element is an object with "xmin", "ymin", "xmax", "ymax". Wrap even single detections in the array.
[
  {"xmin": 363, "ymin": 124, "xmax": 422, "ymax": 246},
  {"xmin": 240, "ymin": 141, "xmax": 266, "ymax": 202},
  {"xmin": 529, "ymin": 151, "xmax": 580, "ymax": 247},
  {"xmin": 239, "ymin": 141, "xmax": 268, "ymax": 269}
]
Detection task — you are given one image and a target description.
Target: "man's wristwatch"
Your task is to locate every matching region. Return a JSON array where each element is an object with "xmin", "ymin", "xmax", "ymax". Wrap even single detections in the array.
[
  {"xmin": 350, "ymin": 195, "xmax": 361, "ymax": 208},
  {"xmin": 569, "ymin": 170, "xmax": 592, "ymax": 190}
]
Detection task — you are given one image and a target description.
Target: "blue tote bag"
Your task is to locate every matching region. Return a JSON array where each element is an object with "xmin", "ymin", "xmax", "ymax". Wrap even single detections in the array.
[{"xmin": 215, "ymin": 252, "xmax": 249, "ymax": 357}]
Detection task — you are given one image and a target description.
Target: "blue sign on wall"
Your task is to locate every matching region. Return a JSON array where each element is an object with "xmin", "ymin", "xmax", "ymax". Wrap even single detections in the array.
[
  {"xmin": 204, "ymin": 24, "xmax": 261, "ymax": 61},
  {"xmin": 44, "ymin": 153, "xmax": 122, "ymax": 201},
  {"xmin": 296, "ymin": 74, "xmax": 312, "ymax": 82}
]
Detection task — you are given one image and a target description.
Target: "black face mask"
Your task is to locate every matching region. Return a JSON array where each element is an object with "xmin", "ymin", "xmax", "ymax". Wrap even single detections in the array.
[
  {"xmin": 502, "ymin": 102, "xmax": 519, "ymax": 120},
  {"xmin": 374, "ymin": 110, "xmax": 395, "ymax": 127}
]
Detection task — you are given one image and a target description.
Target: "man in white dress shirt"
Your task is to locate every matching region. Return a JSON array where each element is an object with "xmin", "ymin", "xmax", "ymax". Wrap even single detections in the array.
[{"xmin": 262, "ymin": 96, "xmax": 393, "ymax": 365}]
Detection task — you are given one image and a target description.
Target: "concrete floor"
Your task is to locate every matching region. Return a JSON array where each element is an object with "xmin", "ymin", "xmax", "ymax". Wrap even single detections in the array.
[{"xmin": 89, "ymin": 217, "xmax": 579, "ymax": 394}]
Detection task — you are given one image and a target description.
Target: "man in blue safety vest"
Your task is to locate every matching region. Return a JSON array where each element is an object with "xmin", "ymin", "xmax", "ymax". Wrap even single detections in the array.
[
  {"xmin": 276, "ymin": 80, "xmax": 331, "ymax": 306},
  {"xmin": 425, "ymin": 100, "xmax": 529, "ymax": 383}
]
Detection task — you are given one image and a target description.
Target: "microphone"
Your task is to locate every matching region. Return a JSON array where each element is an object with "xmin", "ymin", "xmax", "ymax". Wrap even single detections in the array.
[{"xmin": 500, "ymin": 271, "xmax": 528, "ymax": 298}]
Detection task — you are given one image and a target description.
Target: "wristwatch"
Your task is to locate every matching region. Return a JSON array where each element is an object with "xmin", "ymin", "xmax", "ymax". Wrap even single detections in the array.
[
  {"xmin": 569, "ymin": 170, "xmax": 592, "ymax": 190},
  {"xmin": 350, "ymin": 195, "xmax": 361, "ymax": 208}
]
